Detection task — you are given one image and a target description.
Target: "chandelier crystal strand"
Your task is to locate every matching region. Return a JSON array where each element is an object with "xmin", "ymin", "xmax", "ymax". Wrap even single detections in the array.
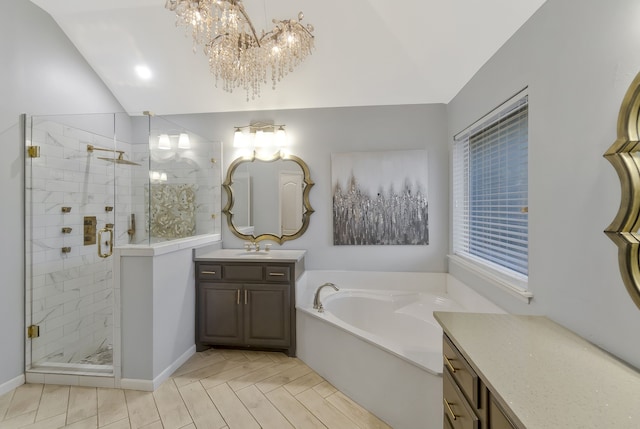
[
  {"xmin": 165, "ymin": 0, "xmax": 215, "ymax": 52},
  {"xmin": 166, "ymin": 0, "xmax": 314, "ymax": 99}
]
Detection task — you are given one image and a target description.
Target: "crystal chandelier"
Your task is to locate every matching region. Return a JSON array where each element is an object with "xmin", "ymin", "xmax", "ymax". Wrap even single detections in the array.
[{"xmin": 165, "ymin": 0, "xmax": 315, "ymax": 100}]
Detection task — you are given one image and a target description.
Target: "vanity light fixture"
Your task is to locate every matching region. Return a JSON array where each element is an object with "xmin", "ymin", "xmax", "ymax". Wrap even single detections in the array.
[
  {"xmin": 233, "ymin": 127, "xmax": 248, "ymax": 148},
  {"xmin": 158, "ymin": 134, "xmax": 171, "ymax": 150},
  {"xmin": 157, "ymin": 132, "xmax": 191, "ymax": 150},
  {"xmin": 149, "ymin": 171, "xmax": 168, "ymax": 182},
  {"xmin": 178, "ymin": 132, "xmax": 191, "ymax": 149},
  {"xmin": 275, "ymin": 126, "xmax": 287, "ymax": 147},
  {"xmin": 233, "ymin": 122, "xmax": 288, "ymax": 149}
]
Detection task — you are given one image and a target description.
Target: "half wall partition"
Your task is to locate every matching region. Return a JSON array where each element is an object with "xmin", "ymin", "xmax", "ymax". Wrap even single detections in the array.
[{"xmin": 24, "ymin": 113, "xmax": 221, "ymax": 378}]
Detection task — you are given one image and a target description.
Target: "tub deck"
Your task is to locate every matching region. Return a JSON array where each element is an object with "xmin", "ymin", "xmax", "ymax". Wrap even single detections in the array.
[{"xmin": 296, "ymin": 270, "xmax": 505, "ymax": 429}]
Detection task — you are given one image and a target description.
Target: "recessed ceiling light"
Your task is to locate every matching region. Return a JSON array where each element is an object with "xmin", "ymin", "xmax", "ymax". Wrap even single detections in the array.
[{"xmin": 135, "ymin": 65, "xmax": 152, "ymax": 80}]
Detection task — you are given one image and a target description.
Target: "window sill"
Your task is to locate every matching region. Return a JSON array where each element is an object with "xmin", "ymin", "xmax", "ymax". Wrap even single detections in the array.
[{"xmin": 447, "ymin": 254, "xmax": 533, "ymax": 304}]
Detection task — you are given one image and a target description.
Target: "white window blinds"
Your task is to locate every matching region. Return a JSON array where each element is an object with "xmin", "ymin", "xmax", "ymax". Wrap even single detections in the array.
[{"xmin": 453, "ymin": 92, "xmax": 529, "ymax": 280}]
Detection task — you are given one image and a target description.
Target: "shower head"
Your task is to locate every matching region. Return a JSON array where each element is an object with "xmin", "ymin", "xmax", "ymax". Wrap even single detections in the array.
[
  {"xmin": 97, "ymin": 156, "xmax": 141, "ymax": 166},
  {"xmin": 88, "ymin": 144, "xmax": 140, "ymax": 166}
]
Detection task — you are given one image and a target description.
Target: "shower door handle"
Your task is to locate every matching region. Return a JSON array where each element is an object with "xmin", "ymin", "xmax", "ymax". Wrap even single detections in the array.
[{"xmin": 98, "ymin": 227, "xmax": 113, "ymax": 258}]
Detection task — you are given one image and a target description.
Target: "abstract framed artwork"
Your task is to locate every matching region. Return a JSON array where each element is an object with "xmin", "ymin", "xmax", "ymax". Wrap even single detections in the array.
[{"xmin": 331, "ymin": 150, "xmax": 429, "ymax": 245}]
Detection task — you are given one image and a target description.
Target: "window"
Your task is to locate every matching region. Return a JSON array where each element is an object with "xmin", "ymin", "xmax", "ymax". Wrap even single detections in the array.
[{"xmin": 453, "ymin": 90, "xmax": 529, "ymax": 286}]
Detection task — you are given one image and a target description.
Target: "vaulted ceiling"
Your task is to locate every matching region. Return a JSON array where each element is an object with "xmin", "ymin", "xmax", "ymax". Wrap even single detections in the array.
[{"xmin": 30, "ymin": 0, "xmax": 547, "ymax": 115}]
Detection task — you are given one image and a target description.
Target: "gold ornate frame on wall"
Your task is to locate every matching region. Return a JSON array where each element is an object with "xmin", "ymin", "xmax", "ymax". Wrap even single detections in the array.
[
  {"xmin": 604, "ymin": 71, "xmax": 640, "ymax": 310},
  {"xmin": 222, "ymin": 151, "xmax": 314, "ymax": 244}
]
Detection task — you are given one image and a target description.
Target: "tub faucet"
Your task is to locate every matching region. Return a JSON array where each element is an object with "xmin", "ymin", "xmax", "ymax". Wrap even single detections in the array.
[{"xmin": 313, "ymin": 282, "xmax": 339, "ymax": 313}]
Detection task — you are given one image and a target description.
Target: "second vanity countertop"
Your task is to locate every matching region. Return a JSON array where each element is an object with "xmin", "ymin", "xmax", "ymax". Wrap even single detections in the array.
[
  {"xmin": 434, "ymin": 312, "xmax": 640, "ymax": 429},
  {"xmin": 194, "ymin": 248, "xmax": 306, "ymax": 263}
]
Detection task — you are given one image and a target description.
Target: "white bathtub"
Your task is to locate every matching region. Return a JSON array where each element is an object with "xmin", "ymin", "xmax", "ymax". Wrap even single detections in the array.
[
  {"xmin": 296, "ymin": 270, "xmax": 505, "ymax": 429},
  {"xmin": 320, "ymin": 289, "xmax": 464, "ymax": 373}
]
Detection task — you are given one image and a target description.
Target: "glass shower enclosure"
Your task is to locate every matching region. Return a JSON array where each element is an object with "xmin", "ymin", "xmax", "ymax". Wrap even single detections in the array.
[{"xmin": 24, "ymin": 113, "xmax": 221, "ymax": 376}]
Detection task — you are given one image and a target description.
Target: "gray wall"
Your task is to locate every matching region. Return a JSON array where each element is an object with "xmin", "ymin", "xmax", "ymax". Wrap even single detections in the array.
[
  {"xmin": 447, "ymin": 0, "xmax": 640, "ymax": 369},
  {"xmin": 0, "ymin": 0, "xmax": 123, "ymax": 389},
  {"xmin": 5, "ymin": 0, "xmax": 640, "ymax": 389},
  {"xmin": 160, "ymin": 104, "xmax": 450, "ymax": 273}
]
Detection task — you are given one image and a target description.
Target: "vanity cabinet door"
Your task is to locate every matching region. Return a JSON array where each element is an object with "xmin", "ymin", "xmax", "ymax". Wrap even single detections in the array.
[
  {"xmin": 243, "ymin": 284, "xmax": 290, "ymax": 348},
  {"xmin": 488, "ymin": 396, "xmax": 516, "ymax": 429},
  {"xmin": 198, "ymin": 283, "xmax": 243, "ymax": 345}
]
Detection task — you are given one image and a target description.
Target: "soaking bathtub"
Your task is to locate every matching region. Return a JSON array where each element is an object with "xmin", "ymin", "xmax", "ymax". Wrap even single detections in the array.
[{"xmin": 296, "ymin": 270, "xmax": 505, "ymax": 429}]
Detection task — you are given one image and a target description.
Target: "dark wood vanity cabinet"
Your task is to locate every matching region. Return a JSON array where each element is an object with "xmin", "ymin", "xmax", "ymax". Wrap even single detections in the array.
[
  {"xmin": 195, "ymin": 261, "xmax": 297, "ymax": 356},
  {"xmin": 442, "ymin": 335, "xmax": 516, "ymax": 429},
  {"xmin": 443, "ymin": 335, "xmax": 484, "ymax": 429},
  {"xmin": 436, "ymin": 312, "xmax": 640, "ymax": 429}
]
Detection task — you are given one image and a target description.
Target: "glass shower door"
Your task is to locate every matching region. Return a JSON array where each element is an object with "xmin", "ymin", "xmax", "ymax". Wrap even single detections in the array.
[{"xmin": 25, "ymin": 114, "xmax": 119, "ymax": 374}]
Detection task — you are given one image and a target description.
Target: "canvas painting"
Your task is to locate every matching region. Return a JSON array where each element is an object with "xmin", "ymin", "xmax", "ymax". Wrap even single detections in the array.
[{"xmin": 332, "ymin": 150, "xmax": 429, "ymax": 245}]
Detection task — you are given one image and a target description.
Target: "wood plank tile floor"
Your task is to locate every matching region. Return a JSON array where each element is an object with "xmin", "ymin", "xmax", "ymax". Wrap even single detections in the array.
[{"xmin": 0, "ymin": 349, "xmax": 392, "ymax": 429}]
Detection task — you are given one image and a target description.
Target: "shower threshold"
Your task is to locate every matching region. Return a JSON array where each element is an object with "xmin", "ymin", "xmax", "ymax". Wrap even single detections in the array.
[{"xmin": 28, "ymin": 362, "xmax": 114, "ymax": 377}]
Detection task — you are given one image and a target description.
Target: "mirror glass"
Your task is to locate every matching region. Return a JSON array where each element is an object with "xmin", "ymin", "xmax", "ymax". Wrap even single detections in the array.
[{"xmin": 223, "ymin": 152, "xmax": 314, "ymax": 243}]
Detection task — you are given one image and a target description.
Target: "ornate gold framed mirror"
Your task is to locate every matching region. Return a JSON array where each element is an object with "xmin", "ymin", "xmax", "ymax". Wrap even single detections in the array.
[
  {"xmin": 604, "ymin": 71, "xmax": 640, "ymax": 310},
  {"xmin": 223, "ymin": 151, "xmax": 314, "ymax": 244}
]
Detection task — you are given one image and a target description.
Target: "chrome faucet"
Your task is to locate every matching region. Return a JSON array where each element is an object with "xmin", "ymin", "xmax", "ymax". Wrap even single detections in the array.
[{"xmin": 313, "ymin": 282, "xmax": 339, "ymax": 313}]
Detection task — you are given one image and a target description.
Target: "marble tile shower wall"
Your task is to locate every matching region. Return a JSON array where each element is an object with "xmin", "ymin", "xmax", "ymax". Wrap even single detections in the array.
[
  {"xmin": 25, "ymin": 120, "xmax": 222, "ymax": 370},
  {"xmin": 26, "ymin": 120, "xmax": 130, "ymax": 368},
  {"xmin": 144, "ymin": 139, "xmax": 222, "ymax": 243}
]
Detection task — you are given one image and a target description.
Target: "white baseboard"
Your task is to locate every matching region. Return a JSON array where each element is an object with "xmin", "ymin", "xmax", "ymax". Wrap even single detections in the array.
[
  {"xmin": 0, "ymin": 374, "xmax": 25, "ymax": 395},
  {"xmin": 152, "ymin": 345, "xmax": 196, "ymax": 390},
  {"xmin": 119, "ymin": 378, "xmax": 155, "ymax": 391},
  {"xmin": 119, "ymin": 345, "xmax": 196, "ymax": 392}
]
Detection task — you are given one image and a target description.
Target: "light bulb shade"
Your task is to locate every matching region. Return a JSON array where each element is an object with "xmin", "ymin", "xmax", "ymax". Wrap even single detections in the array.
[
  {"xmin": 254, "ymin": 130, "xmax": 268, "ymax": 148},
  {"xmin": 158, "ymin": 134, "xmax": 171, "ymax": 150},
  {"xmin": 275, "ymin": 127, "xmax": 287, "ymax": 147},
  {"xmin": 178, "ymin": 132, "xmax": 190, "ymax": 149},
  {"xmin": 233, "ymin": 129, "xmax": 247, "ymax": 148}
]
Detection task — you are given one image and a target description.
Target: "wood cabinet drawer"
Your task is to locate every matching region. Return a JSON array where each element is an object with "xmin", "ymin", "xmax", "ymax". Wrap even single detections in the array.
[
  {"xmin": 443, "ymin": 369, "xmax": 479, "ymax": 429},
  {"xmin": 223, "ymin": 264, "xmax": 263, "ymax": 281},
  {"xmin": 444, "ymin": 336, "xmax": 480, "ymax": 408},
  {"xmin": 444, "ymin": 413, "xmax": 455, "ymax": 429},
  {"xmin": 198, "ymin": 264, "xmax": 221, "ymax": 280},
  {"xmin": 266, "ymin": 266, "xmax": 290, "ymax": 282}
]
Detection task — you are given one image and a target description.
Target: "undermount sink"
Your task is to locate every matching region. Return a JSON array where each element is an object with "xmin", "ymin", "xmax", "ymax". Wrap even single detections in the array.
[{"xmin": 236, "ymin": 251, "xmax": 272, "ymax": 257}]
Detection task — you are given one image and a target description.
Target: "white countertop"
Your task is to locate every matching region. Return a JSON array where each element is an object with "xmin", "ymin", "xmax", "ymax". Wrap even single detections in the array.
[
  {"xmin": 194, "ymin": 248, "xmax": 306, "ymax": 263},
  {"xmin": 434, "ymin": 312, "xmax": 640, "ymax": 429}
]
